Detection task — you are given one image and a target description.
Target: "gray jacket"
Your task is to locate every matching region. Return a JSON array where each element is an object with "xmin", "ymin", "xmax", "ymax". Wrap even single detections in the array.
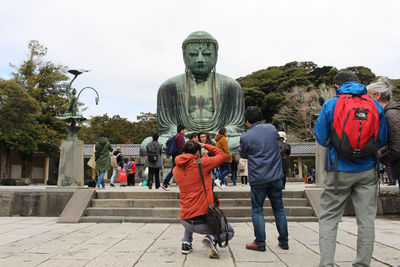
[
  {"xmin": 145, "ymin": 141, "xmax": 163, "ymax": 168},
  {"xmin": 240, "ymin": 122, "xmax": 283, "ymax": 185},
  {"xmin": 379, "ymin": 100, "xmax": 400, "ymax": 179}
]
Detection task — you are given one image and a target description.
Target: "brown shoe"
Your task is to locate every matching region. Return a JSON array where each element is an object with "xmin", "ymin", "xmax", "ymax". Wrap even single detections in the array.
[{"xmin": 246, "ymin": 241, "xmax": 266, "ymax": 252}]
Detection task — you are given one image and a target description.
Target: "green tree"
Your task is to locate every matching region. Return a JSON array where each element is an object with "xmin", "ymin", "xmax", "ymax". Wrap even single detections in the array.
[
  {"xmin": 341, "ymin": 66, "xmax": 376, "ymax": 85},
  {"xmin": 79, "ymin": 112, "xmax": 158, "ymax": 145},
  {"xmin": 391, "ymin": 79, "xmax": 400, "ymax": 100},
  {"xmin": 79, "ymin": 114, "xmax": 134, "ymax": 144},
  {"xmin": 7, "ymin": 40, "xmax": 69, "ymax": 178},
  {"xmin": 0, "ymin": 80, "xmax": 40, "ymax": 178},
  {"xmin": 133, "ymin": 112, "xmax": 158, "ymax": 143}
]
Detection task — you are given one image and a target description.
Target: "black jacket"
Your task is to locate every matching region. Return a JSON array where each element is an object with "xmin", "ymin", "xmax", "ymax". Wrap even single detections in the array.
[
  {"xmin": 379, "ymin": 101, "xmax": 400, "ymax": 179},
  {"xmin": 113, "ymin": 150, "xmax": 124, "ymax": 168},
  {"xmin": 279, "ymin": 140, "xmax": 291, "ymax": 175}
]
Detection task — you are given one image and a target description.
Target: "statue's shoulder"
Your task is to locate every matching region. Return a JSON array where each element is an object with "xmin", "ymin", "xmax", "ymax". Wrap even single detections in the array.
[
  {"xmin": 159, "ymin": 74, "xmax": 186, "ymax": 89},
  {"xmin": 215, "ymin": 73, "xmax": 242, "ymax": 88}
]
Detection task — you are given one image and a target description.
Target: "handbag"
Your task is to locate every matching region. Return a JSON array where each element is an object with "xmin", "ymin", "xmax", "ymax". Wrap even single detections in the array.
[
  {"xmin": 87, "ymin": 155, "xmax": 96, "ymax": 169},
  {"xmin": 196, "ymin": 158, "xmax": 229, "ymax": 248},
  {"xmin": 118, "ymin": 169, "xmax": 127, "ymax": 182}
]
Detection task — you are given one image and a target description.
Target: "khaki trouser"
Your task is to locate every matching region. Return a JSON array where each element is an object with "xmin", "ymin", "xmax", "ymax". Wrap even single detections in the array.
[{"xmin": 318, "ymin": 168, "xmax": 377, "ymax": 267}]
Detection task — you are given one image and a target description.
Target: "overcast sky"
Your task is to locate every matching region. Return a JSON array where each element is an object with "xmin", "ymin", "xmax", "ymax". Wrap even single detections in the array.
[{"xmin": 1, "ymin": 0, "xmax": 399, "ymax": 122}]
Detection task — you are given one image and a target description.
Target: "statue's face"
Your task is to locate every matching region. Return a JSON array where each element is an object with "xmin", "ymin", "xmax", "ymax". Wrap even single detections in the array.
[{"xmin": 183, "ymin": 42, "xmax": 217, "ymax": 75}]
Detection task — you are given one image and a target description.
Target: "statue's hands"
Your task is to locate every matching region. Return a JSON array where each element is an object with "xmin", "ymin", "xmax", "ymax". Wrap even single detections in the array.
[{"xmin": 225, "ymin": 125, "xmax": 242, "ymax": 136}]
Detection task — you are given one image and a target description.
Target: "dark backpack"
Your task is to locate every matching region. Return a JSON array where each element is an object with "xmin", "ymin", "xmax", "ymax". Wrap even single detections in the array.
[
  {"xmin": 147, "ymin": 142, "xmax": 159, "ymax": 163},
  {"xmin": 331, "ymin": 94, "xmax": 379, "ymax": 160},
  {"xmin": 165, "ymin": 135, "xmax": 178, "ymax": 156}
]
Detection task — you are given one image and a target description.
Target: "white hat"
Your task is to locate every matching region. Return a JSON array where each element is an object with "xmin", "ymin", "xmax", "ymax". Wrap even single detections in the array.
[{"xmin": 278, "ymin": 131, "xmax": 287, "ymax": 142}]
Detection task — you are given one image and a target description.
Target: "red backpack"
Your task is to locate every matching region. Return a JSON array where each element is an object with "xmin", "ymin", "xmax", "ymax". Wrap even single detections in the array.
[{"xmin": 331, "ymin": 94, "xmax": 379, "ymax": 160}]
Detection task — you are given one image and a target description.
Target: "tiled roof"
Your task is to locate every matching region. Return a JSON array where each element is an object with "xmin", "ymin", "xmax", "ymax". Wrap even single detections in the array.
[
  {"xmin": 288, "ymin": 142, "xmax": 316, "ymax": 156},
  {"xmin": 83, "ymin": 142, "xmax": 316, "ymax": 158},
  {"xmin": 83, "ymin": 144, "xmax": 141, "ymax": 158}
]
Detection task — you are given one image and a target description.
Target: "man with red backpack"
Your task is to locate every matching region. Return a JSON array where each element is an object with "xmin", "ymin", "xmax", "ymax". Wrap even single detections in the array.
[{"xmin": 315, "ymin": 71, "xmax": 387, "ymax": 267}]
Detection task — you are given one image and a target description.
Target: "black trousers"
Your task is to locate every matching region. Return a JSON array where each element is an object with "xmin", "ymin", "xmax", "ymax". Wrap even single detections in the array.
[
  {"xmin": 148, "ymin": 167, "xmax": 160, "ymax": 189},
  {"xmin": 127, "ymin": 173, "xmax": 135, "ymax": 186}
]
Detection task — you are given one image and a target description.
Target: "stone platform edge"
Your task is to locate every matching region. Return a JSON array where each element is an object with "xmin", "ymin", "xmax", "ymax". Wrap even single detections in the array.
[
  {"xmin": 305, "ymin": 187, "xmax": 400, "ymax": 217},
  {"xmin": 0, "ymin": 189, "xmax": 75, "ymax": 217}
]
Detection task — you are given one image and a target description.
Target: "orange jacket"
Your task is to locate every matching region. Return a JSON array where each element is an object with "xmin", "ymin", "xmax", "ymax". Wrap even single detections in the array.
[
  {"xmin": 215, "ymin": 134, "xmax": 232, "ymax": 163},
  {"xmin": 173, "ymin": 144, "xmax": 227, "ymax": 220}
]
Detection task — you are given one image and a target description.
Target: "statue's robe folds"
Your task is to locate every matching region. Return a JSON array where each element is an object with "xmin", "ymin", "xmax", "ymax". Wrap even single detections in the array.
[
  {"xmin": 158, "ymin": 73, "xmax": 244, "ymax": 135},
  {"xmin": 139, "ymin": 73, "xmax": 245, "ymax": 154}
]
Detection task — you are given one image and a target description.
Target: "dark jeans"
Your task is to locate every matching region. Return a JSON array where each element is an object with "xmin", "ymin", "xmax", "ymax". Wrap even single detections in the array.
[
  {"xmin": 218, "ymin": 162, "xmax": 231, "ymax": 185},
  {"xmin": 231, "ymin": 169, "xmax": 237, "ymax": 185},
  {"xmin": 148, "ymin": 167, "xmax": 160, "ymax": 189},
  {"xmin": 162, "ymin": 156, "xmax": 176, "ymax": 187},
  {"xmin": 251, "ymin": 179, "xmax": 288, "ymax": 246},
  {"xmin": 241, "ymin": 176, "xmax": 248, "ymax": 185},
  {"xmin": 127, "ymin": 173, "xmax": 135, "ymax": 186},
  {"xmin": 387, "ymin": 166, "xmax": 395, "ymax": 185}
]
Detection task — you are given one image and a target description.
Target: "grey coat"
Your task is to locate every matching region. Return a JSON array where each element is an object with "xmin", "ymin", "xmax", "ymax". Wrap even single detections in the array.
[
  {"xmin": 379, "ymin": 100, "xmax": 400, "ymax": 179},
  {"xmin": 145, "ymin": 141, "xmax": 163, "ymax": 168}
]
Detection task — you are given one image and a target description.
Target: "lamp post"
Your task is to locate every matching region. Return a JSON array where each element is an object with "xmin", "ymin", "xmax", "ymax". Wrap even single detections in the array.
[
  {"xmin": 55, "ymin": 69, "xmax": 100, "ymax": 187},
  {"xmin": 57, "ymin": 69, "xmax": 99, "ymax": 140}
]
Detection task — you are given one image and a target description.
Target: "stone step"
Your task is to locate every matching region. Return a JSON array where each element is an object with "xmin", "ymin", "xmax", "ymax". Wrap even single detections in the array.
[
  {"xmin": 95, "ymin": 190, "xmax": 305, "ymax": 199},
  {"xmin": 79, "ymin": 215, "xmax": 318, "ymax": 223},
  {"xmin": 85, "ymin": 206, "xmax": 314, "ymax": 217},
  {"xmin": 90, "ymin": 198, "xmax": 309, "ymax": 208}
]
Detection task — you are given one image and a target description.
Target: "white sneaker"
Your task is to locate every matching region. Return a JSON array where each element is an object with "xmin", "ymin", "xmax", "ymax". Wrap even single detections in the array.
[
  {"xmin": 221, "ymin": 184, "xmax": 227, "ymax": 190},
  {"xmin": 214, "ymin": 179, "xmax": 222, "ymax": 189}
]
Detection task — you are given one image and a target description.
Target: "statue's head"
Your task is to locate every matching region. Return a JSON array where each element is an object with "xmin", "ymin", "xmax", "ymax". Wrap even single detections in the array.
[{"xmin": 182, "ymin": 31, "xmax": 218, "ymax": 77}]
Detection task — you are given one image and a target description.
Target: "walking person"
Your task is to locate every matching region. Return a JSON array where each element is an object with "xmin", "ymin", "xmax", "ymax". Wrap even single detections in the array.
[
  {"xmin": 95, "ymin": 133, "xmax": 113, "ymax": 189},
  {"xmin": 146, "ymin": 133, "xmax": 163, "ymax": 189},
  {"xmin": 109, "ymin": 146, "xmax": 123, "ymax": 187},
  {"xmin": 293, "ymin": 164, "xmax": 299, "ymax": 178},
  {"xmin": 278, "ymin": 131, "xmax": 291, "ymax": 189},
  {"xmin": 230, "ymin": 156, "xmax": 238, "ymax": 186},
  {"xmin": 161, "ymin": 124, "xmax": 185, "ymax": 191},
  {"xmin": 315, "ymin": 71, "xmax": 387, "ymax": 266},
  {"xmin": 367, "ymin": 77, "xmax": 400, "ymax": 189},
  {"xmin": 238, "ymin": 158, "xmax": 248, "ymax": 186},
  {"xmin": 240, "ymin": 106, "xmax": 288, "ymax": 252},
  {"xmin": 214, "ymin": 127, "xmax": 232, "ymax": 189},
  {"xmin": 173, "ymin": 140, "xmax": 234, "ymax": 259},
  {"xmin": 125, "ymin": 156, "xmax": 136, "ymax": 186}
]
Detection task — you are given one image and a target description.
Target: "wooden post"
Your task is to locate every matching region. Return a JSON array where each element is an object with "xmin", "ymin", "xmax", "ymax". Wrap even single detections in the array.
[
  {"xmin": 44, "ymin": 157, "xmax": 49, "ymax": 185},
  {"xmin": 298, "ymin": 157, "xmax": 303, "ymax": 181}
]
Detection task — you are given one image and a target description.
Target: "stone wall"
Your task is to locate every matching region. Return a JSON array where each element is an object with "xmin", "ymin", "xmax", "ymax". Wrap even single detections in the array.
[
  {"xmin": 0, "ymin": 189, "xmax": 74, "ymax": 216},
  {"xmin": 344, "ymin": 192, "xmax": 400, "ymax": 216}
]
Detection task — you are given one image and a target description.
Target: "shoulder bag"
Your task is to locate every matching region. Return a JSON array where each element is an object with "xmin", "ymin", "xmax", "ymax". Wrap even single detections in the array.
[{"xmin": 196, "ymin": 158, "xmax": 229, "ymax": 248}]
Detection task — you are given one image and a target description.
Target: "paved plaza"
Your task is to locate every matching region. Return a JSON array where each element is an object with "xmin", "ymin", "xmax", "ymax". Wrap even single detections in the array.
[{"xmin": 0, "ymin": 215, "xmax": 398, "ymax": 267}]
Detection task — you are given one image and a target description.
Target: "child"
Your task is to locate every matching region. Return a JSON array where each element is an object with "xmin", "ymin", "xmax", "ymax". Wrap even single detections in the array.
[{"xmin": 238, "ymin": 158, "xmax": 248, "ymax": 186}]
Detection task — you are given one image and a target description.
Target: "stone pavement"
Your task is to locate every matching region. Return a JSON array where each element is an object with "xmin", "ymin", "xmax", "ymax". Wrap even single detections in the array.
[{"xmin": 0, "ymin": 216, "xmax": 398, "ymax": 267}]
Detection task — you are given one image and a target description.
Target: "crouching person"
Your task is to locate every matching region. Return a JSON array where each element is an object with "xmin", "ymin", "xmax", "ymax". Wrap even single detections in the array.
[{"xmin": 173, "ymin": 140, "xmax": 234, "ymax": 258}]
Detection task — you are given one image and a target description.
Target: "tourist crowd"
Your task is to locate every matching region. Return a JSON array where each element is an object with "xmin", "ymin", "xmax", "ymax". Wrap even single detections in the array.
[{"xmin": 91, "ymin": 71, "xmax": 399, "ymax": 265}]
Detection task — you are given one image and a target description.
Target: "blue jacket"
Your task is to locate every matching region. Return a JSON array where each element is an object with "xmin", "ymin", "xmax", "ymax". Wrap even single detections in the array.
[
  {"xmin": 315, "ymin": 81, "xmax": 388, "ymax": 172},
  {"xmin": 240, "ymin": 122, "xmax": 283, "ymax": 185}
]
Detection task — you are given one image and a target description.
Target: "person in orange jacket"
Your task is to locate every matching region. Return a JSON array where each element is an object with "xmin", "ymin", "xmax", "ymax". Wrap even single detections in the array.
[
  {"xmin": 173, "ymin": 140, "xmax": 234, "ymax": 259},
  {"xmin": 214, "ymin": 127, "xmax": 232, "ymax": 189}
]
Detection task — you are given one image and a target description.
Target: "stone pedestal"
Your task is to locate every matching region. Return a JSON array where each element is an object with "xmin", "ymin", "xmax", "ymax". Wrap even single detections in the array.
[
  {"xmin": 58, "ymin": 140, "xmax": 84, "ymax": 187},
  {"xmin": 315, "ymin": 141, "xmax": 326, "ymax": 186}
]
